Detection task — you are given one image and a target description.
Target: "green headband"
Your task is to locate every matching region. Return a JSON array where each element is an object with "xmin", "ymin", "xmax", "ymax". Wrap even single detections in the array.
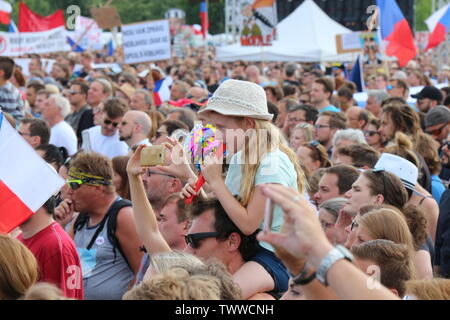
[{"xmin": 68, "ymin": 167, "xmax": 112, "ymax": 186}]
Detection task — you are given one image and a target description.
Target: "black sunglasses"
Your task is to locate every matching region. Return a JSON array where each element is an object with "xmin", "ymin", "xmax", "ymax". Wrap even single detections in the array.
[
  {"xmin": 426, "ymin": 123, "xmax": 447, "ymax": 136},
  {"xmin": 350, "ymin": 219, "xmax": 359, "ymax": 231},
  {"xmin": 184, "ymin": 232, "xmax": 219, "ymax": 249},
  {"xmin": 364, "ymin": 130, "xmax": 379, "ymax": 137},
  {"xmin": 104, "ymin": 119, "xmax": 120, "ymax": 128}
]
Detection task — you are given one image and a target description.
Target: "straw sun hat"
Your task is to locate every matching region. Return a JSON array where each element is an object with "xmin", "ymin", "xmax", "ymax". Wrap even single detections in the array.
[{"xmin": 198, "ymin": 79, "xmax": 273, "ymax": 121}]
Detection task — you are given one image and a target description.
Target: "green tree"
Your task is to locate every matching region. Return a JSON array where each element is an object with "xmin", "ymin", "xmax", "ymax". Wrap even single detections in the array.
[{"xmin": 415, "ymin": 0, "xmax": 432, "ymax": 31}]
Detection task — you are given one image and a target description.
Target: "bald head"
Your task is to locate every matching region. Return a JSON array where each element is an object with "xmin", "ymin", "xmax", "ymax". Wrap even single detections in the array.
[
  {"xmin": 119, "ymin": 110, "xmax": 152, "ymax": 147},
  {"xmin": 346, "ymin": 106, "xmax": 367, "ymax": 130},
  {"xmin": 188, "ymin": 87, "xmax": 208, "ymax": 103}
]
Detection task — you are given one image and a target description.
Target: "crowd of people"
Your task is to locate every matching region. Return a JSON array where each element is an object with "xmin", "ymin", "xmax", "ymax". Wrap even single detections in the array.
[{"xmin": 1, "ymin": 44, "xmax": 450, "ymax": 301}]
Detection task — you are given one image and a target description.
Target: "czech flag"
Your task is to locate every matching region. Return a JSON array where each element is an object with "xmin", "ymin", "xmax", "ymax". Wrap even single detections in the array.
[
  {"xmin": 0, "ymin": 111, "xmax": 64, "ymax": 233},
  {"xmin": 18, "ymin": 2, "xmax": 65, "ymax": 32},
  {"xmin": 200, "ymin": 1, "xmax": 208, "ymax": 39},
  {"xmin": 425, "ymin": 4, "xmax": 450, "ymax": 51},
  {"xmin": 377, "ymin": 0, "xmax": 417, "ymax": 67},
  {"xmin": 0, "ymin": 0, "xmax": 12, "ymax": 25}
]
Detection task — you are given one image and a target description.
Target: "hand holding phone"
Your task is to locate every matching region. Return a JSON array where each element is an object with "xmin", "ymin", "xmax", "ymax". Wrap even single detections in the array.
[{"xmin": 141, "ymin": 146, "xmax": 166, "ymax": 167}]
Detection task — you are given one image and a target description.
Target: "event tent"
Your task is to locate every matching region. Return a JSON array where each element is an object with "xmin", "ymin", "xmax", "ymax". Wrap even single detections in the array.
[{"xmin": 216, "ymin": 0, "xmax": 357, "ymax": 62}]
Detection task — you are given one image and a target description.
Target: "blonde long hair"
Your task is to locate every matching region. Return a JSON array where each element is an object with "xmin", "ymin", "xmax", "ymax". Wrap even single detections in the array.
[
  {"xmin": 358, "ymin": 208, "xmax": 417, "ymax": 279},
  {"xmin": 239, "ymin": 119, "xmax": 307, "ymax": 206}
]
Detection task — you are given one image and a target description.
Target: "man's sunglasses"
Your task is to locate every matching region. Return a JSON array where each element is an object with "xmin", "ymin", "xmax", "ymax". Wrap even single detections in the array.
[
  {"xmin": 66, "ymin": 179, "xmax": 85, "ymax": 190},
  {"xmin": 66, "ymin": 178, "xmax": 110, "ymax": 190},
  {"xmin": 426, "ymin": 123, "xmax": 447, "ymax": 136},
  {"xmin": 184, "ymin": 232, "xmax": 219, "ymax": 249},
  {"xmin": 104, "ymin": 119, "xmax": 120, "ymax": 128}
]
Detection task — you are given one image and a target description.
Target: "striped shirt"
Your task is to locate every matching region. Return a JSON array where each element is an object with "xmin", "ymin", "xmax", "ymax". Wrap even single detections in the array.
[{"xmin": 0, "ymin": 82, "xmax": 25, "ymax": 122}]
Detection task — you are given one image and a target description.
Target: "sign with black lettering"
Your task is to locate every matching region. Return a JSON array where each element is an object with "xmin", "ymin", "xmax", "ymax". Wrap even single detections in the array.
[{"xmin": 122, "ymin": 20, "xmax": 171, "ymax": 64}]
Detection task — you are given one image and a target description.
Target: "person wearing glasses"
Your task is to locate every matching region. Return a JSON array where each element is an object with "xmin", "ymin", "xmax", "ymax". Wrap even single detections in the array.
[
  {"xmin": 318, "ymin": 198, "xmax": 347, "ymax": 245},
  {"xmin": 127, "ymin": 146, "xmax": 282, "ymax": 300},
  {"xmin": 363, "ymin": 118, "xmax": 383, "ymax": 152},
  {"xmin": 65, "ymin": 80, "xmax": 94, "ymax": 145},
  {"xmin": 18, "ymin": 118, "xmax": 50, "ymax": 149},
  {"xmin": 81, "ymin": 98, "xmax": 129, "ymax": 159},
  {"xmin": 66, "ymin": 152, "xmax": 143, "ymax": 300},
  {"xmin": 41, "ymin": 94, "xmax": 77, "ymax": 156},
  {"xmin": 231, "ymin": 60, "xmax": 247, "ymax": 79},
  {"xmin": 118, "ymin": 110, "xmax": 152, "ymax": 150},
  {"xmin": 424, "ymin": 106, "xmax": 450, "ymax": 145},
  {"xmin": 314, "ymin": 111, "xmax": 346, "ymax": 158}
]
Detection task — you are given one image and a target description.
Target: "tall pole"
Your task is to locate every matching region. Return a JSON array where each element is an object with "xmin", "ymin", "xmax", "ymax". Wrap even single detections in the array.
[{"xmin": 204, "ymin": 0, "xmax": 209, "ymax": 59}]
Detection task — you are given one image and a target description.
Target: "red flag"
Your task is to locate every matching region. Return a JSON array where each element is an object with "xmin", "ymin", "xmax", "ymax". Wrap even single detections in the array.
[
  {"xmin": 18, "ymin": 2, "xmax": 65, "ymax": 32},
  {"xmin": 0, "ymin": 0, "xmax": 12, "ymax": 25}
]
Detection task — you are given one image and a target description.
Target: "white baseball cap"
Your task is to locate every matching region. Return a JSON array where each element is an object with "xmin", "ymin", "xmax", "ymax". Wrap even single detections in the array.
[{"xmin": 374, "ymin": 153, "xmax": 428, "ymax": 197}]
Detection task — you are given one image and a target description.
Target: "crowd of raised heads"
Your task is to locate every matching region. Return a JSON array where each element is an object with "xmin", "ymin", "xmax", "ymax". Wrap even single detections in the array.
[{"xmin": 2, "ymin": 48, "xmax": 450, "ymax": 301}]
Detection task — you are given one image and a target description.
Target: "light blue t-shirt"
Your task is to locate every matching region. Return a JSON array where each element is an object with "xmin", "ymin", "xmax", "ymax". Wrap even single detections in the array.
[
  {"xmin": 320, "ymin": 105, "xmax": 340, "ymax": 113},
  {"xmin": 224, "ymin": 149, "xmax": 298, "ymax": 251}
]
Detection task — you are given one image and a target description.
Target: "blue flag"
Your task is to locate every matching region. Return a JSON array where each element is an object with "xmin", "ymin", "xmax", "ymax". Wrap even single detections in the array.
[
  {"xmin": 349, "ymin": 56, "xmax": 364, "ymax": 93},
  {"xmin": 67, "ymin": 37, "xmax": 85, "ymax": 52},
  {"xmin": 107, "ymin": 39, "xmax": 115, "ymax": 56}
]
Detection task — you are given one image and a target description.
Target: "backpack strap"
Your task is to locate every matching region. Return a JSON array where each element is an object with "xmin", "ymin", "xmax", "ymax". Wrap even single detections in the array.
[{"xmin": 106, "ymin": 199, "xmax": 133, "ymax": 271}]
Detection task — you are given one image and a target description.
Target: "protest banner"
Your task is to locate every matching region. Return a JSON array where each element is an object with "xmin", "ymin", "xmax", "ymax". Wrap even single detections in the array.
[
  {"xmin": 122, "ymin": 20, "xmax": 171, "ymax": 64},
  {"xmin": 240, "ymin": 0, "xmax": 278, "ymax": 46},
  {"xmin": 71, "ymin": 16, "xmax": 103, "ymax": 51},
  {"xmin": 0, "ymin": 26, "xmax": 68, "ymax": 56}
]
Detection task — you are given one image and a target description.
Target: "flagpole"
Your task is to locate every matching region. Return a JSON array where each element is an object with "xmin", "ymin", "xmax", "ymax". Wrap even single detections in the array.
[{"xmin": 204, "ymin": 0, "xmax": 209, "ymax": 61}]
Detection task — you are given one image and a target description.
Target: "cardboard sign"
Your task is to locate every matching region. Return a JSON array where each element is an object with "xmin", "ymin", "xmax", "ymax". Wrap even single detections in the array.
[
  {"xmin": 90, "ymin": 6, "xmax": 121, "ymax": 29},
  {"xmin": 0, "ymin": 27, "xmax": 68, "ymax": 56},
  {"xmin": 336, "ymin": 33, "xmax": 361, "ymax": 54},
  {"xmin": 122, "ymin": 20, "xmax": 171, "ymax": 64}
]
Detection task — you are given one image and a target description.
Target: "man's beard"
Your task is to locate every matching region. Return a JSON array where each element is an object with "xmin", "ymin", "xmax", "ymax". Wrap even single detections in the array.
[{"xmin": 119, "ymin": 133, "xmax": 132, "ymax": 141}]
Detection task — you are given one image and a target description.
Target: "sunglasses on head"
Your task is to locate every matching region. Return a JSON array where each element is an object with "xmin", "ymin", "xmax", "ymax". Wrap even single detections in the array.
[
  {"xmin": 184, "ymin": 232, "xmax": 219, "ymax": 249},
  {"xmin": 426, "ymin": 123, "xmax": 447, "ymax": 136},
  {"xmin": 104, "ymin": 119, "xmax": 120, "ymax": 128}
]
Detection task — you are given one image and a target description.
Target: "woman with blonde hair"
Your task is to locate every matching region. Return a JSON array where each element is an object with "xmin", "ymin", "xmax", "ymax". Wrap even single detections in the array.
[
  {"xmin": 290, "ymin": 123, "xmax": 314, "ymax": 151},
  {"xmin": 0, "ymin": 234, "xmax": 38, "ymax": 300},
  {"xmin": 354, "ymin": 207, "xmax": 433, "ymax": 279},
  {"xmin": 404, "ymin": 279, "xmax": 450, "ymax": 300},
  {"xmin": 142, "ymin": 251, "xmax": 204, "ymax": 281}
]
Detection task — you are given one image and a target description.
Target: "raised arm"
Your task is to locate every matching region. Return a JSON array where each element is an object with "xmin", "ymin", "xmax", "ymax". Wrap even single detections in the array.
[{"xmin": 127, "ymin": 145, "xmax": 171, "ymax": 255}]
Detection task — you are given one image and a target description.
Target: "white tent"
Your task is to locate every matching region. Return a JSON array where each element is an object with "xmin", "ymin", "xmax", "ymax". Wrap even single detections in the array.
[{"xmin": 216, "ymin": 0, "xmax": 356, "ymax": 62}]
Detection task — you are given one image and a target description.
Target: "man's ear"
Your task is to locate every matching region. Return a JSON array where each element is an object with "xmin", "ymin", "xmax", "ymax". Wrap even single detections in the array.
[{"xmin": 227, "ymin": 232, "xmax": 242, "ymax": 252}]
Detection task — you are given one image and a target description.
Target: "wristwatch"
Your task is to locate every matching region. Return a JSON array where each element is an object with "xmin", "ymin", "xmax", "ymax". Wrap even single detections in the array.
[
  {"xmin": 290, "ymin": 263, "xmax": 316, "ymax": 286},
  {"xmin": 316, "ymin": 245, "xmax": 354, "ymax": 286}
]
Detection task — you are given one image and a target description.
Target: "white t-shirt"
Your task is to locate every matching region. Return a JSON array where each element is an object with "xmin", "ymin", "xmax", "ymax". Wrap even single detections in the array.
[
  {"xmin": 81, "ymin": 125, "xmax": 128, "ymax": 159},
  {"xmin": 49, "ymin": 121, "xmax": 78, "ymax": 156}
]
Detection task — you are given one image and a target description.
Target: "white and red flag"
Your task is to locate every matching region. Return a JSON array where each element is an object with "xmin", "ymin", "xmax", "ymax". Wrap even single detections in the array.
[
  {"xmin": 0, "ymin": 111, "xmax": 64, "ymax": 233},
  {"xmin": 0, "ymin": 0, "xmax": 12, "ymax": 25}
]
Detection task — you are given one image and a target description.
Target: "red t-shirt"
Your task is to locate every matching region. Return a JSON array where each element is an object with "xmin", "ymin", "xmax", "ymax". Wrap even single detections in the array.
[{"xmin": 18, "ymin": 222, "xmax": 84, "ymax": 300}]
